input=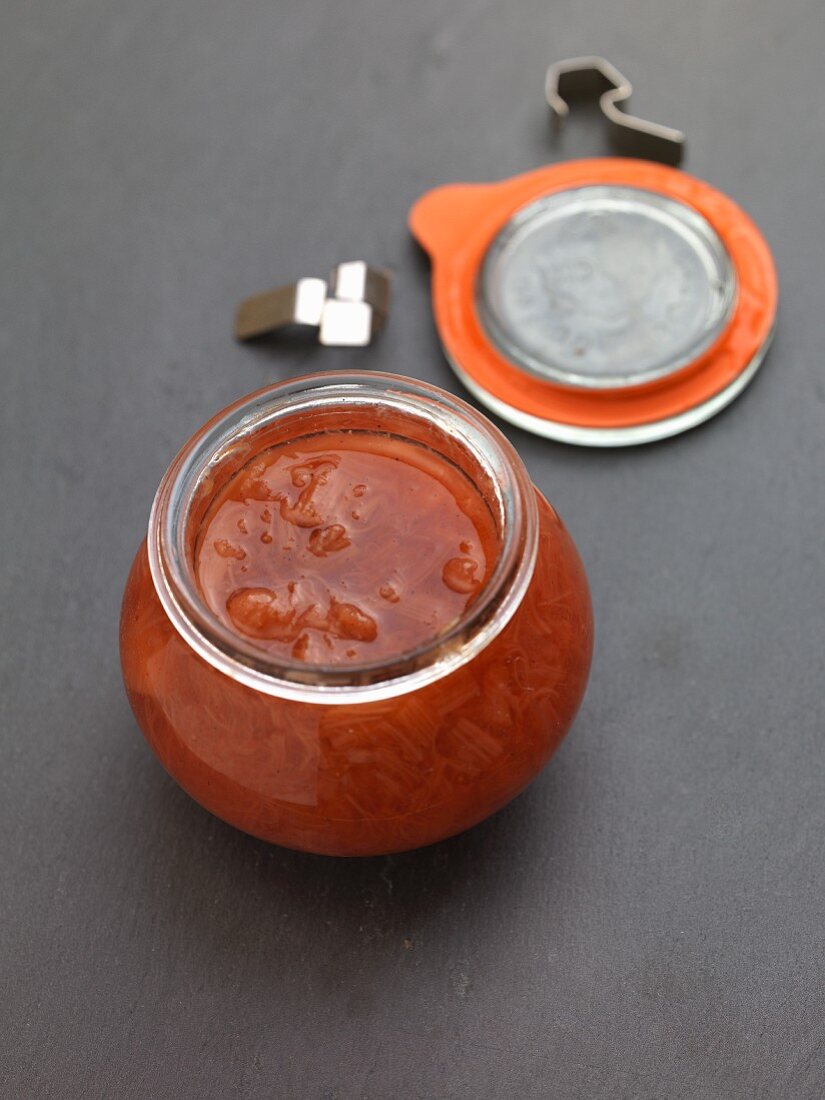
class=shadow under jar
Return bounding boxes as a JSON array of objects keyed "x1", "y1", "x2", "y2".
[{"x1": 120, "y1": 372, "x2": 593, "y2": 856}]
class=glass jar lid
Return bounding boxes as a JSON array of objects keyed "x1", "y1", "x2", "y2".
[
  {"x1": 410, "y1": 159, "x2": 778, "y2": 446},
  {"x1": 478, "y1": 185, "x2": 737, "y2": 390}
]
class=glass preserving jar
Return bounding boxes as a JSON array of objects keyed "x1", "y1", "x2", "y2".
[{"x1": 120, "y1": 372, "x2": 593, "y2": 855}]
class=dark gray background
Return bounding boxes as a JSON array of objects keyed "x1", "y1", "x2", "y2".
[{"x1": 2, "y1": 1, "x2": 823, "y2": 1097}]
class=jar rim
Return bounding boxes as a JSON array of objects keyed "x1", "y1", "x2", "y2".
[{"x1": 148, "y1": 371, "x2": 538, "y2": 704}]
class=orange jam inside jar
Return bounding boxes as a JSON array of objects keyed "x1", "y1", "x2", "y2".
[{"x1": 120, "y1": 372, "x2": 593, "y2": 856}]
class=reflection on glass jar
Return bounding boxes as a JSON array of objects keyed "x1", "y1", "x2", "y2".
[{"x1": 120, "y1": 372, "x2": 593, "y2": 855}]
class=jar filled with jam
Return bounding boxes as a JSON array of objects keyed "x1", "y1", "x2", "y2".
[{"x1": 120, "y1": 372, "x2": 593, "y2": 855}]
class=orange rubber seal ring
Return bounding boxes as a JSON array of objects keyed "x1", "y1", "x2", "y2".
[{"x1": 409, "y1": 158, "x2": 777, "y2": 433}]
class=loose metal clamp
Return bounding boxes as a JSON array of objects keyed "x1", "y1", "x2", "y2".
[
  {"x1": 545, "y1": 56, "x2": 685, "y2": 165},
  {"x1": 234, "y1": 261, "x2": 392, "y2": 347}
]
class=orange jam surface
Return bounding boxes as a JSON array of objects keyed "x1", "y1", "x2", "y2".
[{"x1": 195, "y1": 432, "x2": 499, "y2": 664}]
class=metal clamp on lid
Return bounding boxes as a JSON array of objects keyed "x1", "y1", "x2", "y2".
[
  {"x1": 545, "y1": 56, "x2": 686, "y2": 166},
  {"x1": 234, "y1": 261, "x2": 392, "y2": 347}
]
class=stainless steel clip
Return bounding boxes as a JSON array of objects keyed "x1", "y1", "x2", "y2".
[
  {"x1": 234, "y1": 262, "x2": 392, "y2": 346},
  {"x1": 545, "y1": 56, "x2": 685, "y2": 165}
]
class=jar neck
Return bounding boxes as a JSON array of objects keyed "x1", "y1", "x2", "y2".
[{"x1": 148, "y1": 372, "x2": 538, "y2": 704}]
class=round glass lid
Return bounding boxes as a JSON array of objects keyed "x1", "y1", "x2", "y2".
[{"x1": 478, "y1": 185, "x2": 738, "y2": 389}]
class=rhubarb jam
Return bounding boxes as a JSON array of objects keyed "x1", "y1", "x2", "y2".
[
  {"x1": 120, "y1": 373, "x2": 593, "y2": 856},
  {"x1": 195, "y1": 433, "x2": 499, "y2": 666}
]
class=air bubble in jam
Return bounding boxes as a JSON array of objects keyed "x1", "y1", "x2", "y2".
[{"x1": 195, "y1": 432, "x2": 498, "y2": 665}]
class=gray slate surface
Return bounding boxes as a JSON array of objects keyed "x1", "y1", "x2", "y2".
[{"x1": 2, "y1": 1, "x2": 824, "y2": 1097}]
